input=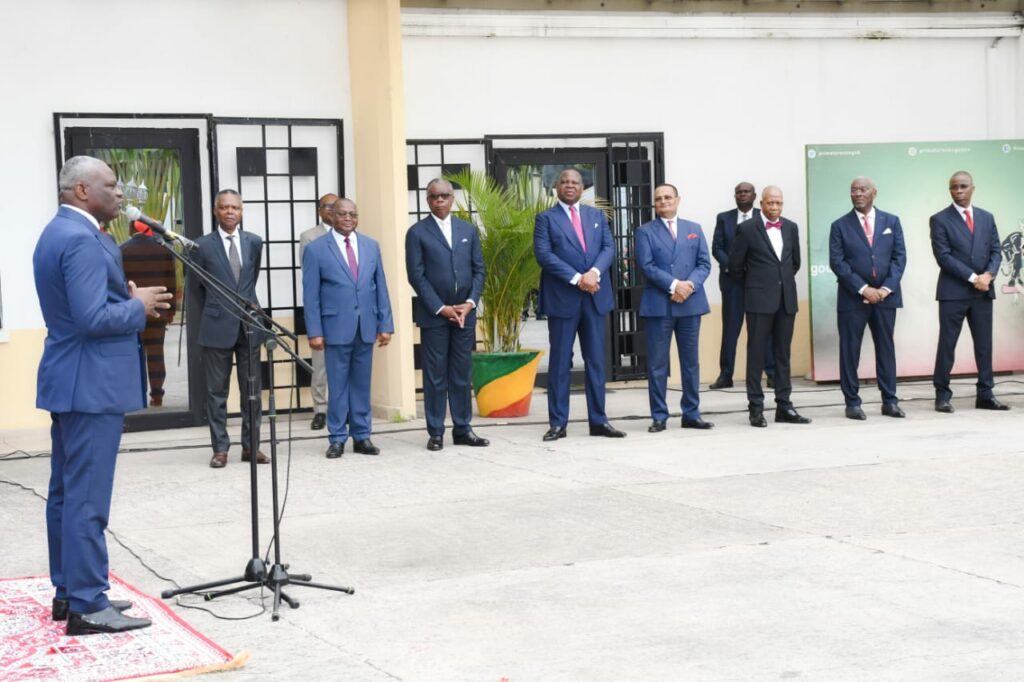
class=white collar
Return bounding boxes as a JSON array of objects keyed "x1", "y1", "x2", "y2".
[
  {"x1": 62, "y1": 204, "x2": 100, "y2": 230},
  {"x1": 218, "y1": 226, "x2": 240, "y2": 240}
]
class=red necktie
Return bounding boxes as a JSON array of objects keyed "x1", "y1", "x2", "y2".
[
  {"x1": 964, "y1": 209, "x2": 974, "y2": 234},
  {"x1": 666, "y1": 218, "x2": 676, "y2": 239},
  {"x1": 765, "y1": 221, "x2": 781, "y2": 230},
  {"x1": 862, "y1": 215, "x2": 873, "y2": 246},
  {"x1": 345, "y1": 236, "x2": 359, "y2": 280},
  {"x1": 570, "y1": 204, "x2": 587, "y2": 250}
]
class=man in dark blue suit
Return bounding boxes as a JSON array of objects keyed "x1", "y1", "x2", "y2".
[
  {"x1": 930, "y1": 171, "x2": 1009, "y2": 413},
  {"x1": 534, "y1": 168, "x2": 625, "y2": 441},
  {"x1": 829, "y1": 177, "x2": 908, "y2": 420},
  {"x1": 635, "y1": 183, "x2": 713, "y2": 432},
  {"x1": 34, "y1": 156, "x2": 170, "y2": 634},
  {"x1": 193, "y1": 190, "x2": 268, "y2": 469},
  {"x1": 406, "y1": 179, "x2": 489, "y2": 451},
  {"x1": 710, "y1": 182, "x2": 775, "y2": 390},
  {"x1": 304, "y1": 198, "x2": 395, "y2": 458},
  {"x1": 728, "y1": 186, "x2": 811, "y2": 427}
]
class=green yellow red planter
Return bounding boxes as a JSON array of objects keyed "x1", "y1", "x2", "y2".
[{"x1": 472, "y1": 350, "x2": 543, "y2": 417}]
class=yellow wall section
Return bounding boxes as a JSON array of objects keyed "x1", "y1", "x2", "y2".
[{"x1": 0, "y1": 329, "x2": 51, "y2": 430}]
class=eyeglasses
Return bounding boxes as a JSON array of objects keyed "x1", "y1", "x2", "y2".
[
  {"x1": 335, "y1": 211, "x2": 358, "y2": 218},
  {"x1": 427, "y1": 193, "x2": 453, "y2": 200}
]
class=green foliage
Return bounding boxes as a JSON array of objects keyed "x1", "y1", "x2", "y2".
[{"x1": 446, "y1": 169, "x2": 555, "y2": 353}]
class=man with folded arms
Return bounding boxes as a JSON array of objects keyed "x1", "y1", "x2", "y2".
[{"x1": 829, "y1": 176, "x2": 907, "y2": 420}]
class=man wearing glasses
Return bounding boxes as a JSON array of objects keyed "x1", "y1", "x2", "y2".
[{"x1": 405, "y1": 178, "x2": 489, "y2": 451}]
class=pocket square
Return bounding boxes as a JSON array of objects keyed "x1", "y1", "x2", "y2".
[
  {"x1": 882, "y1": 228, "x2": 892, "y2": 235},
  {"x1": 593, "y1": 222, "x2": 598, "y2": 228},
  {"x1": 461, "y1": 238, "x2": 469, "y2": 243},
  {"x1": 687, "y1": 233, "x2": 698, "y2": 240}
]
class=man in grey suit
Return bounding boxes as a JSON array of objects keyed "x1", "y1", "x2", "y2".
[
  {"x1": 193, "y1": 189, "x2": 268, "y2": 468},
  {"x1": 298, "y1": 193, "x2": 337, "y2": 431}
]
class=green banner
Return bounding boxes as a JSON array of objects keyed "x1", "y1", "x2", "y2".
[{"x1": 806, "y1": 140, "x2": 1024, "y2": 381}]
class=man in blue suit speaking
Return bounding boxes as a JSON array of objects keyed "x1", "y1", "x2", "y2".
[
  {"x1": 930, "y1": 171, "x2": 1009, "y2": 413},
  {"x1": 34, "y1": 156, "x2": 170, "y2": 634},
  {"x1": 635, "y1": 183, "x2": 713, "y2": 432},
  {"x1": 406, "y1": 178, "x2": 489, "y2": 451},
  {"x1": 828, "y1": 177, "x2": 907, "y2": 420},
  {"x1": 304, "y1": 198, "x2": 395, "y2": 458},
  {"x1": 534, "y1": 168, "x2": 625, "y2": 441}
]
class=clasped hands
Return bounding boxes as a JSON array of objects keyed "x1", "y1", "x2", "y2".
[
  {"x1": 441, "y1": 302, "x2": 474, "y2": 329},
  {"x1": 671, "y1": 280, "x2": 694, "y2": 303},
  {"x1": 973, "y1": 272, "x2": 993, "y2": 293},
  {"x1": 860, "y1": 286, "x2": 890, "y2": 304},
  {"x1": 128, "y1": 281, "x2": 173, "y2": 318},
  {"x1": 577, "y1": 270, "x2": 600, "y2": 295}
]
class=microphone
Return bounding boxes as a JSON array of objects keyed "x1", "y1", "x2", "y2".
[{"x1": 124, "y1": 207, "x2": 197, "y2": 250}]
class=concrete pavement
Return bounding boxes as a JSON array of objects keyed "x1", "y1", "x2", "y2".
[{"x1": 1, "y1": 377, "x2": 1023, "y2": 681}]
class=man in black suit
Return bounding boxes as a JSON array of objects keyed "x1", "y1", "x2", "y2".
[
  {"x1": 405, "y1": 178, "x2": 489, "y2": 451},
  {"x1": 930, "y1": 171, "x2": 1009, "y2": 413},
  {"x1": 727, "y1": 186, "x2": 811, "y2": 427},
  {"x1": 828, "y1": 176, "x2": 907, "y2": 420},
  {"x1": 710, "y1": 182, "x2": 775, "y2": 389},
  {"x1": 193, "y1": 189, "x2": 269, "y2": 468}
]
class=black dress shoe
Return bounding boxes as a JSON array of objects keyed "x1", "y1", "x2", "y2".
[
  {"x1": 53, "y1": 598, "x2": 131, "y2": 621},
  {"x1": 542, "y1": 427, "x2": 567, "y2": 441},
  {"x1": 775, "y1": 408, "x2": 811, "y2": 424},
  {"x1": 681, "y1": 417, "x2": 714, "y2": 430},
  {"x1": 353, "y1": 439, "x2": 380, "y2": 455},
  {"x1": 311, "y1": 413, "x2": 326, "y2": 430},
  {"x1": 648, "y1": 420, "x2": 666, "y2": 433},
  {"x1": 881, "y1": 403, "x2": 905, "y2": 418},
  {"x1": 976, "y1": 397, "x2": 1010, "y2": 411},
  {"x1": 427, "y1": 436, "x2": 443, "y2": 451},
  {"x1": 935, "y1": 400, "x2": 955, "y2": 413},
  {"x1": 66, "y1": 605, "x2": 151, "y2": 635},
  {"x1": 749, "y1": 412, "x2": 767, "y2": 428},
  {"x1": 845, "y1": 406, "x2": 866, "y2": 421},
  {"x1": 325, "y1": 442, "x2": 345, "y2": 459},
  {"x1": 708, "y1": 377, "x2": 733, "y2": 390},
  {"x1": 453, "y1": 430, "x2": 489, "y2": 446},
  {"x1": 589, "y1": 423, "x2": 626, "y2": 438}
]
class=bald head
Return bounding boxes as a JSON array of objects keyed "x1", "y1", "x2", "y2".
[
  {"x1": 850, "y1": 176, "x2": 877, "y2": 213},
  {"x1": 760, "y1": 186, "x2": 784, "y2": 221},
  {"x1": 734, "y1": 182, "x2": 756, "y2": 212},
  {"x1": 318, "y1": 193, "x2": 338, "y2": 224}
]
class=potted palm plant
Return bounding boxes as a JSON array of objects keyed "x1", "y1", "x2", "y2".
[{"x1": 446, "y1": 168, "x2": 554, "y2": 417}]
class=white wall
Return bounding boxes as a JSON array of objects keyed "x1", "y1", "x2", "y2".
[
  {"x1": 402, "y1": 18, "x2": 1022, "y2": 303},
  {"x1": 0, "y1": 0, "x2": 353, "y2": 330}
]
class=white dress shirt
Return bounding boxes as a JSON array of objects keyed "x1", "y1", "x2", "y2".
[
  {"x1": 331, "y1": 230, "x2": 359, "y2": 267},
  {"x1": 954, "y1": 204, "x2": 979, "y2": 282},
  {"x1": 736, "y1": 208, "x2": 753, "y2": 225},
  {"x1": 853, "y1": 208, "x2": 886, "y2": 295},
  {"x1": 763, "y1": 217, "x2": 784, "y2": 260},
  {"x1": 661, "y1": 215, "x2": 685, "y2": 296},
  {"x1": 218, "y1": 226, "x2": 243, "y2": 267},
  {"x1": 429, "y1": 213, "x2": 476, "y2": 314},
  {"x1": 63, "y1": 204, "x2": 100, "y2": 230}
]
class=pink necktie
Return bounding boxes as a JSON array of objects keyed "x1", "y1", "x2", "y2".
[
  {"x1": 345, "y1": 236, "x2": 358, "y2": 280},
  {"x1": 569, "y1": 204, "x2": 586, "y2": 250},
  {"x1": 964, "y1": 209, "x2": 974, "y2": 234},
  {"x1": 666, "y1": 219, "x2": 676, "y2": 239},
  {"x1": 862, "y1": 215, "x2": 873, "y2": 246}
]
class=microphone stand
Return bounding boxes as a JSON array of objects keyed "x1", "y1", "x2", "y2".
[{"x1": 150, "y1": 232, "x2": 353, "y2": 621}]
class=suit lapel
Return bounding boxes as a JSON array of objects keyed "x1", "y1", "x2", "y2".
[
  {"x1": 751, "y1": 216, "x2": 779, "y2": 261},
  {"x1": 556, "y1": 205, "x2": 586, "y2": 256},
  {"x1": 424, "y1": 216, "x2": 452, "y2": 251},
  {"x1": 209, "y1": 231, "x2": 237, "y2": 287},
  {"x1": 327, "y1": 232, "x2": 356, "y2": 284}
]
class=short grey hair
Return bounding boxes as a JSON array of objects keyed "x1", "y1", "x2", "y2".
[{"x1": 58, "y1": 156, "x2": 109, "y2": 192}]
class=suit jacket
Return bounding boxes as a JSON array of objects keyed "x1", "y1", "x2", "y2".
[
  {"x1": 829, "y1": 209, "x2": 907, "y2": 312},
  {"x1": 299, "y1": 222, "x2": 330, "y2": 262},
  {"x1": 33, "y1": 206, "x2": 147, "y2": 414},
  {"x1": 192, "y1": 229, "x2": 263, "y2": 349},
  {"x1": 929, "y1": 204, "x2": 1002, "y2": 301},
  {"x1": 635, "y1": 216, "x2": 711, "y2": 318},
  {"x1": 727, "y1": 215, "x2": 801, "y2": 315},
  {"x1": 533, "y1": 203, "x2": 615, "y2": 317},
  {"x1": 405, "y1": 215, "x2": 485, "y2": 328},
  {"x1": 712, "y1": 207, "x2": 761, "y2": 278},
  {"x1": 302, "y1": 231, "x2": 394, "y2": 345}
]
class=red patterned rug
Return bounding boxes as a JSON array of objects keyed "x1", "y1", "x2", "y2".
[{"x1": 0, "y1": 572, "x2": 247, "y2": 681}]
